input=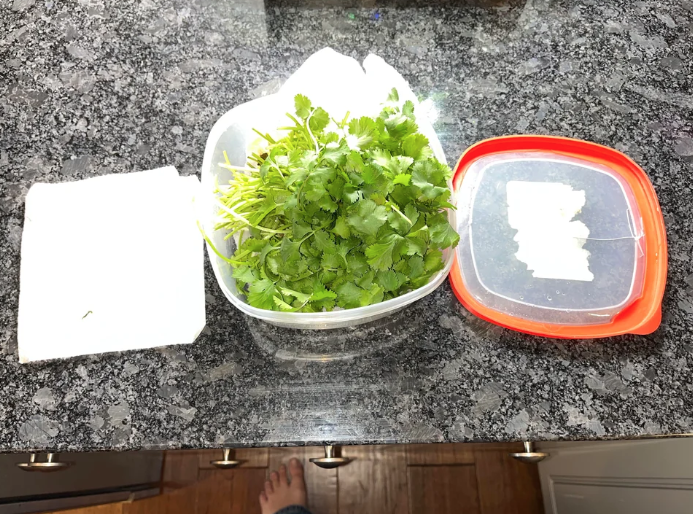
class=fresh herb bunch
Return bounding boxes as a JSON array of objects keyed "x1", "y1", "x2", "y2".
[{"x1": 211, "y1": 89, "x2": 459, "y2": 312}]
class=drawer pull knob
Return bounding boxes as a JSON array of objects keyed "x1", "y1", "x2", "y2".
[
  {"x1": 510, "y1": 441, "x2": 548, "y2": 464},
  {"x1": 310, "y1": 445, "x2": 350, "y2": 469},
  {"x1": 17, "y1": 453, "x2": 70, "y2": 472},
  {"x1": 210, "y1": 448, "x2": 241, "y2": 469}
]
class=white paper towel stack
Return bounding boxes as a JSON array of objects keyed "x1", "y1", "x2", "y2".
[{"x1": 17, "y1": 167, "x2": 206, "y2": 363}]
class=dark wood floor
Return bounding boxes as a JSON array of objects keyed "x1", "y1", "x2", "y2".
[{"x1": 53, "y1": 443, "x2": 544, "y2": 514}]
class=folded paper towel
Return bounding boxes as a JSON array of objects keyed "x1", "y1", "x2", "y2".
[{"x1": 18, "y1": 167, "x2": 205, "y2": 363}]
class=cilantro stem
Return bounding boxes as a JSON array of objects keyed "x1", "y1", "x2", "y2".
[
  {"x1": 197, "y1": 221, "x2": 235, "y2": 264},
  {"x1": 305, "y1": 111, "x2": 320, "y2": 154},
  {"x1": 252, "y1": 128, "x2": 277, "y2": 144},
  {"x1": 387, "y1": 201, "x2": 413, "y2": 225},
  {"x1": 216, "y1": 200, "x2": 252, "y2": 224},
  {"x1": 216, "y1": 200, "x2": 289, "y2": 234},
  {"x1": 219, "y1": 163, "x2": 259, "y2": 173}
]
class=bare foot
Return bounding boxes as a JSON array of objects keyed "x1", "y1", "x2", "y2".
[{"x1": 260, "y1": 458, "x2": 308, "y2": 514}]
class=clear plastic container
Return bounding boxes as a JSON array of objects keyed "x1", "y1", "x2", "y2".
[
  {"x1": 200, "y1": 95, "x2": 455, "y2": 329},
  {"x1": 455, "y1": 151, "x2": 646, "y2": 326}
]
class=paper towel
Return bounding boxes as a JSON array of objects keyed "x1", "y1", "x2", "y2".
[
  {"x1": 18, "y1": 167, "x2": 206, "y2": 363},
  {"x1": 265, "y1": 48, "x2": 446, "y2": 164}
]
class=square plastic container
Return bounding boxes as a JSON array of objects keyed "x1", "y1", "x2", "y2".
[
  {"x1": 449, "y1": 136, "x2": 667, "y2": 339},
  {"x1": 200, "y1": 95, "x2": 456, "y2": 329}
]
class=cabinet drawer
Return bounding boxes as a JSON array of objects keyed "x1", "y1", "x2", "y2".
[{"x1": 0, "y1": 451, "x2": 163, "y2": 501}]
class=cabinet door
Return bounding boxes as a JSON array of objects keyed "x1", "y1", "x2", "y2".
[
  {"x1": 0, "y1": 451, "x2": 163, "y2": 500},
  {"x1": 537, "y1": 439, "x2": 693, "y2": 514}
]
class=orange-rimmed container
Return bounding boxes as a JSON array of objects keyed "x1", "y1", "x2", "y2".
[{"x1": 449, "y1": 135, "x2": 667, "y2": 339}]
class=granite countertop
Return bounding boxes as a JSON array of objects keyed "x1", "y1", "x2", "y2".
[{"x1": 2, "y1": 0, "x2": 693, "y2": 452}]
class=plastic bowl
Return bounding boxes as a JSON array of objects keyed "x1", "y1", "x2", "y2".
[{"x1": 201, "y1": 95, "x2": 455, "y2": 329}]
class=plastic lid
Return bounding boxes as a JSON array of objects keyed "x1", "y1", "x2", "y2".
[{"x1": 449, "y1": 136, "x2": 667, "y2": 339}]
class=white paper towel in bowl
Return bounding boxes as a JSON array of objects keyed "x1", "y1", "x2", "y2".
[
  {"x1": 18, "y1": 167, "x2": 206, "y2": 363},
  {"x1": 265, "y1": 48, "x2": 446, "y2": 164}
]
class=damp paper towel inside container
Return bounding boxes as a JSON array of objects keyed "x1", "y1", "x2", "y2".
[
  {"x1": 251, "y1": 48, "x2": 445, "y2": 165},
  {"x1": 17, "y1": 167, "x2": 206, "y2": 363}
]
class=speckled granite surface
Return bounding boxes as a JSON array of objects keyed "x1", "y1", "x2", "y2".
[{"x1": 1, "y1": 0, "x2": 693, "y2": 452}]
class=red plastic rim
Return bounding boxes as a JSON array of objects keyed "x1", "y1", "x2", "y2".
[{"x1": 449, "y1": 135, "x2": 668, "y2": 339}]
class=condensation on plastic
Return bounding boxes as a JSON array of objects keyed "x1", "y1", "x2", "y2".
[
  {"x1": 201, "y1": 95, "x2": 455, "y2": 329},
  {"x1": 455, "y1": 152, "x2": 646, "y2": 326}
]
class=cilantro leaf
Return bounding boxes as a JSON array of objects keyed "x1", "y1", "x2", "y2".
[
  {"x1": 322, "y1": 141, "x2": 350, "y2": 165},
  {"x1": 348, "y1": 117, "x2": 377, "y2": 149},
  {"x1": 362, "y1": 283, "x2": 384, "y2": 305},
  {"x1": 278, "y1": 287, "x2": 312, "y2": 303},
  {"x1": 428, "y1": 212, "x2": 460, "y2": 249},
  {"x1": 346, "y1": 151, "x2": 365, "y2": 174},
  {"x1": 402, "y1": 100, "x2": 415, "y2": 117},
  {"x1": 335, "y1": 282, "x2": 365, "y2": 308},
  {"x1": 424, "y1": 249, "x2": 445, "y2": 273},
  {"x1": 393, "y1": 173, "x2": 411, "y2": 186},
  {"x1": 280, "y1": 237, "x2": 301, "y2": 263},
  {"x1": 295, "y1": 94, "x2": 312, "y2": 119},
  {"x1": 273, "y1": 296, "x2": 296, "y2": 311},
  {"x1": 408, "y1": 255, "x2": 425, "y2": 278},
  {"x1": 384, "y1": 114, "x2": 418, "y2": 140},
  {"x1": 404, "y1": 237, "x2": 427, "y2": 256},
  {"x1": 377, "y1": 270, "x2": 408, "y2": 292},
  {"x1": 345, "y1": 251, "x2": 368, "y2": 276},
  {"x1": 404, "y1": 203, "x2": 420, "y2": 226},
  {"x1": 247, "y1": 279, "x2": 277, "y2": 309},
  {"x1": 342, "y1": 184, "x2": 362, "y2": 203},
  {"x1": 309, "y1": 107, "x2": 330, "y2": 133},
  {"x1": 411, "y1": 160, "x2": 449, "y2": 200},
  {"x1": 233, "y1": 266, "x2": 258, "y2": 285},
  {"x1": 402, "y1": 133, "x2": 432, "y2": 160},
  {"x1": 387, "y1": 88, "x2": 399, "y2": 102},
  {"x1": 347, "y1": 199, "x2": 388, "y2": 237},
  {"x1": 318, "y1": 195, "x2": 338, "y2": 212},
  {"x1": 312, "y1": 281, "x2": 337, "y2": 302},
  {"x1": 292, "y1": 220, "x2": 312, "y2": 239},
  {"x1": 313, "y1": 230, "x2": 336, "y2": 253},
  {"x1": 365, "y1": 233, "x2": 403, "y2": 270},
  {"x1": 332, "y1": 216, "x2": 351, "y2": 239}
]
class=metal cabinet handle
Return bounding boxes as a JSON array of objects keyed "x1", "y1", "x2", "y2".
[
  {"x1": 210, "y1": 448, "x2": 241, "y2": 469},
  {"x1": 510, "y1": 441, "x2": 548, "y2": 463},
  {"x1": 310, "y1": 445, "x2": 351, "y2": 469},
  {"x1": 17, "y1": 453, "x2": 70, "y2": 472}
]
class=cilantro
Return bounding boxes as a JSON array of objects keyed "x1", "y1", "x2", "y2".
[
  {"x1": 335, "y1": 282, "x2": 366, "y2": 308},
  {"x1": 387, "y1": 88, "x2": 399, "y2": 102},
  {"x1": 348, "y1": 117, "x2": 377, "y2": 149},
  {"x1": 247, "y1": 279, "x2": 277, "y2": 310},
  {"x1": 402, "y1": 134, "x2": 432, "y2": 160},
  {"x1": 332, "y1": 216, "x2": 351, "y2": 239},
  {"x1": 429, "y1": 212, "x2": 461, "y2": 249},
  {"x1": 295, "y1": 94, "x2": 312, "y2": 119},
  {"x1": 309, "y1": 107, "x2": 330, "y2": 133},
  {"x1": 214, "y1": 90, "x2": 459, "y2": 312},
  {"x1": 347, "y1": 199, "x2": 388, "y2": 238},
  {"x1": 365, "y1": 233, "x2": 403, "y2": 271}
]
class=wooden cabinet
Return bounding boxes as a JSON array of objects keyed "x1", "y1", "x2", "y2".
[{"x1": 0, "y1": 451, "x2": 163, "y2": 514}]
